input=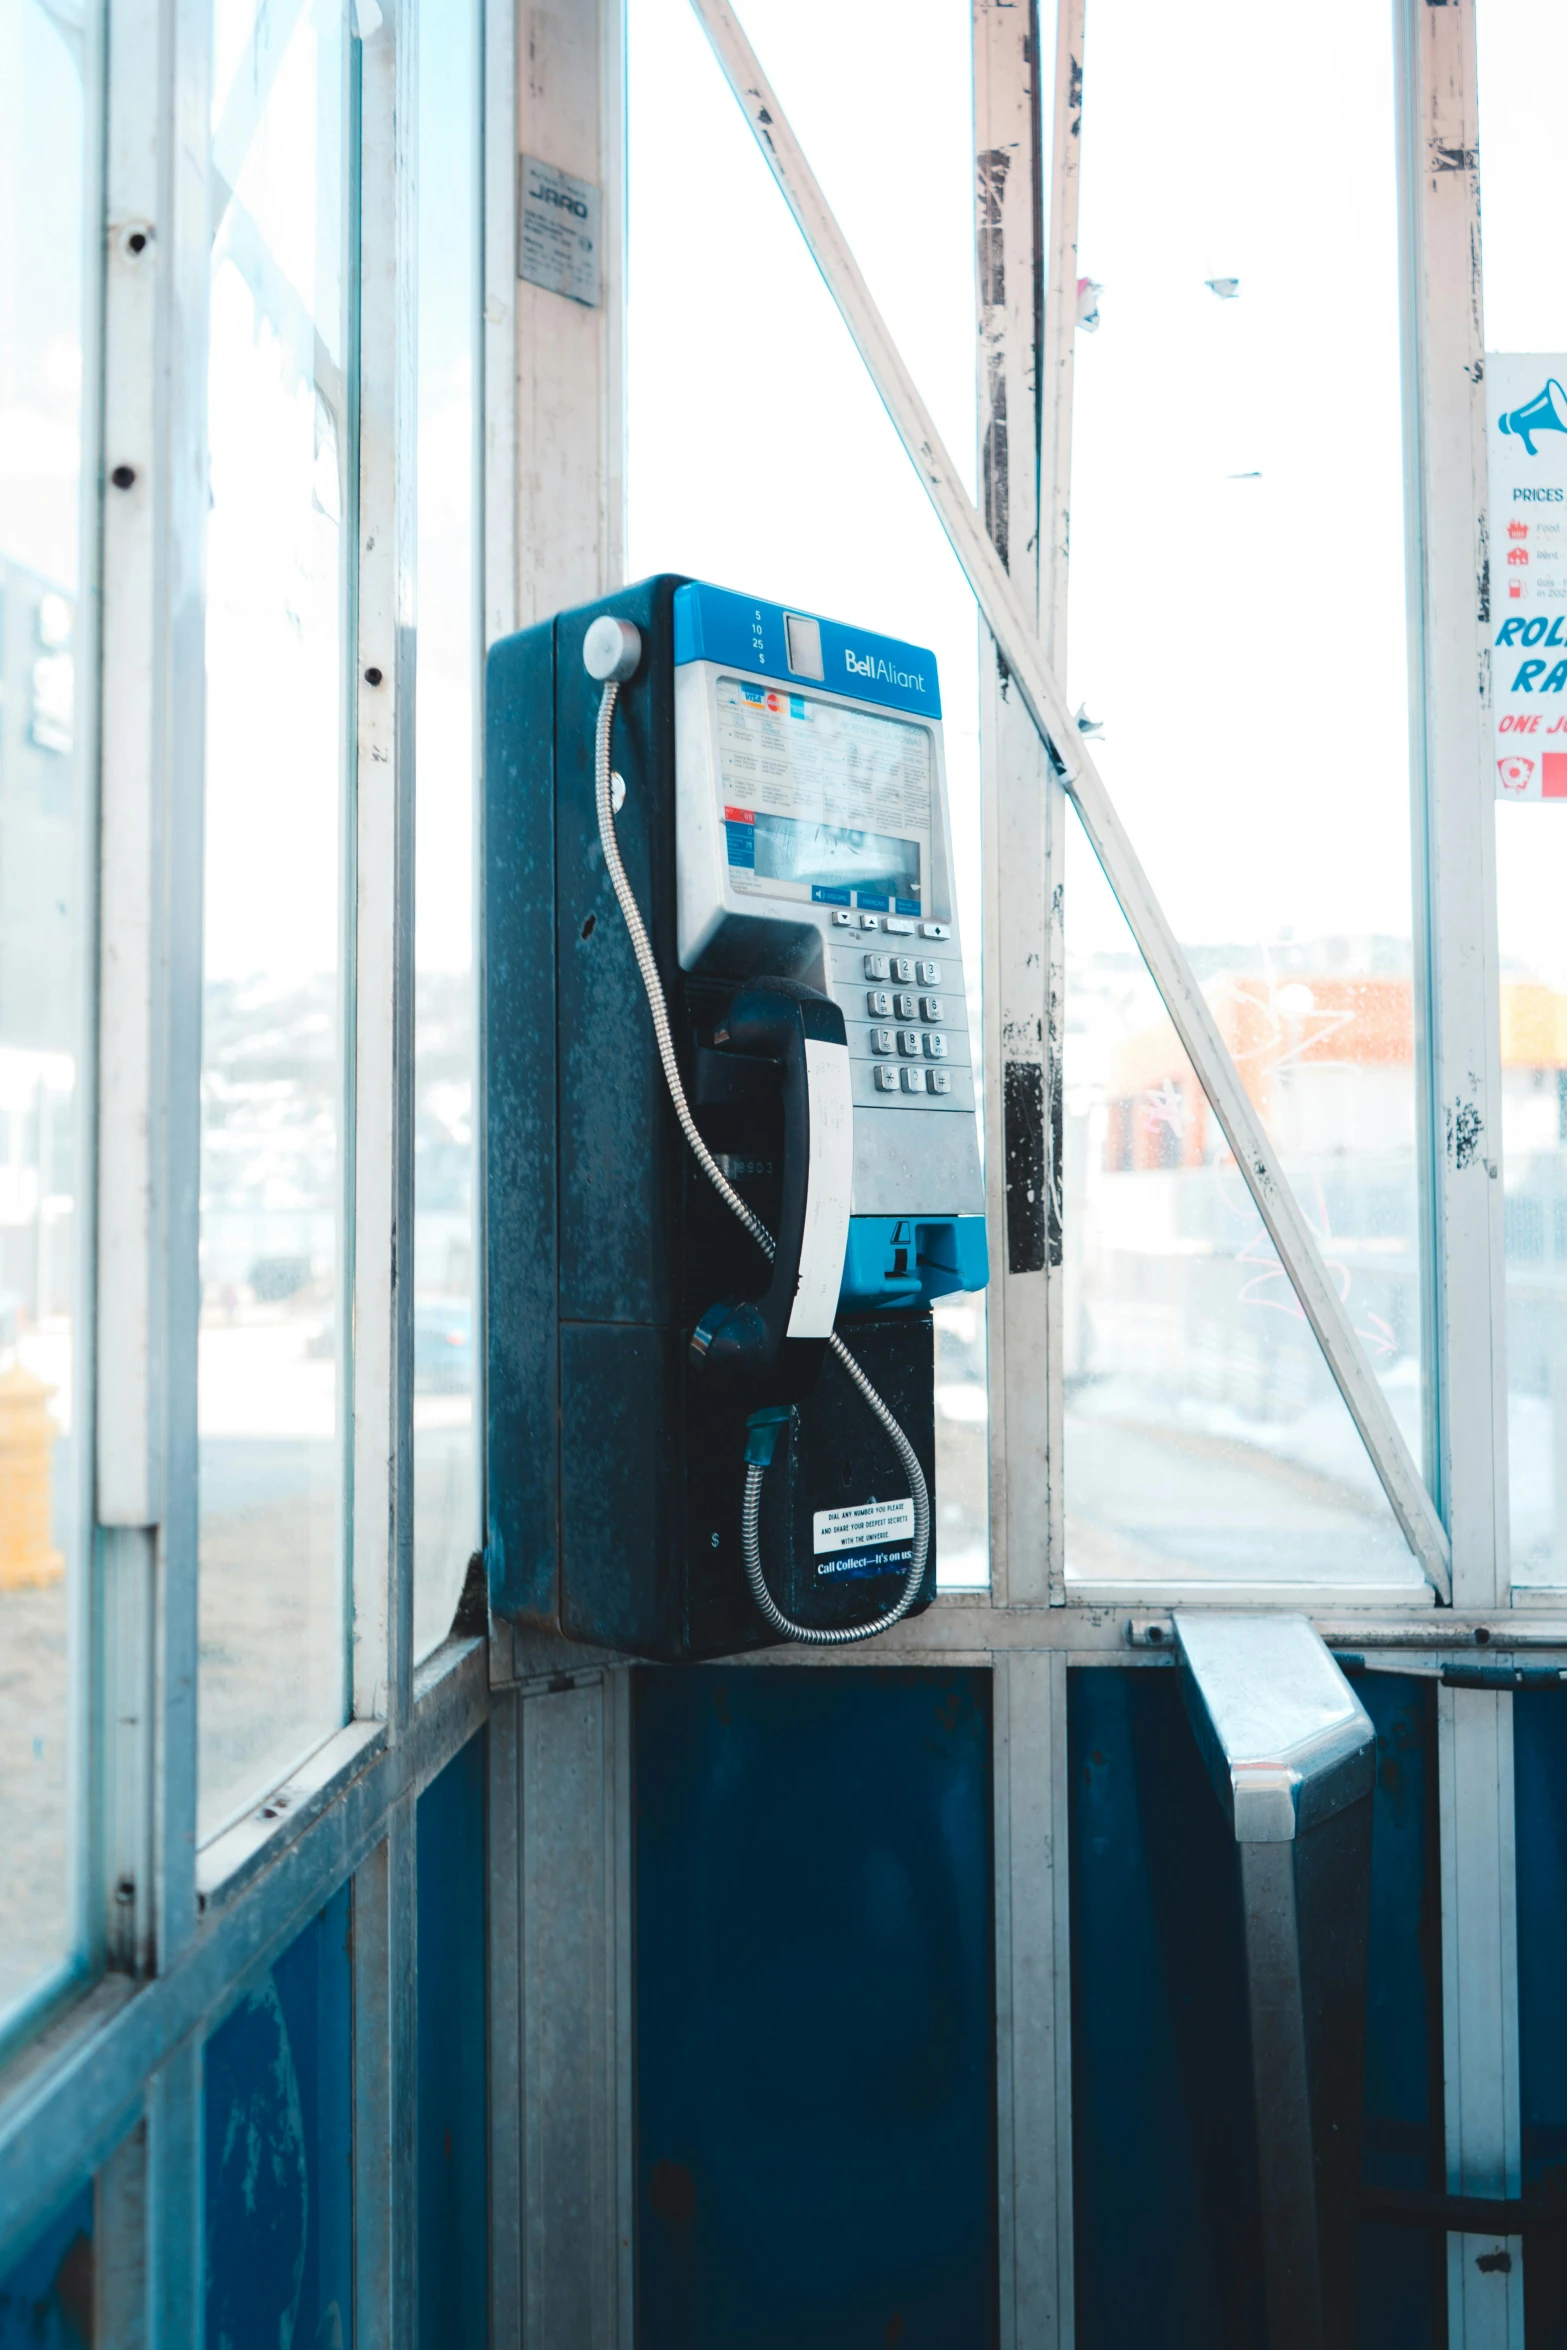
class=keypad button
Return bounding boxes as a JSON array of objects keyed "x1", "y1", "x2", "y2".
[
  {"x1": 919, "y1": 996, "x2": 943, "y2": 1022},
  {"x1": 928, "y1": 1068, "x2": 952, "y2": 1095},
  {"x1": 901, "y1": 1065, "x2": 927, "y2": 1094},
  {"x1": 858, "y1": 913, "x2": 881, "y2": 930},
  {"x1": 874, "y1": 1063, "x2": 900, "y2": 1092},
  {"x1": 916, "y1": 960, "x2": 941, "y2": 986},
  {"x1": 830, "y1": 908, "x2": 854, "y2": 928},
  {"x1": 920, "y1": 921, "x2": 951, "y2": 940},
  {"x1": 897, "y1": 1030, "x2": 922, "y2": 1057},
  {"x1": 866, "y1": 989, "x2": 892, "y2": 1017},
  {"x1": 892, "y1": 956, "x2": 914, "y2": 984},
  {"x1": 923, "y1": 1032, "x2": 948, "y2": 1059},
  {"x1": 885, "y1": 916, "x2": 915, "y2": 935},
  {"x1": 870, "y1": 1027, "x2": 894, "y2": 1055},
  {"x1": 893, "y1": 991, "x2": 916, "y2": 1020},
  {"x1": 863, "y1": 953, "x2": 890, "y2": 981}
]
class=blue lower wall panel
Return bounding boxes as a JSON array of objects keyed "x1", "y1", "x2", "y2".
[
  {"x1": 633, "y1": 1666, "x2": 995, "y2": 2349},
  {"x1": 1515, "y1": 1688, "x2": 1567, "y2": 2345},
  {"x1": 1069, "y1": 1666, "x2": 1443, "y2": 2350},
  {"x1": 205, "y1": 1882, "x2": 353, "y2": 2350},
  {"x1": 1070, "y1": 1665, "x2": 1262, "y2": 2347},
  {"x1": 0, "y1": 2181, "x2": 92, "y2": 2349},
  {"x1": 416, "y1": 1728, "x2": 489, "y2": 2350},
  {"x1": 1355, "y1": 1671, "x2": 1445, "y2": 2348}
]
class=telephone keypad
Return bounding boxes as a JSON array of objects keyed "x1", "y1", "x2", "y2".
[{"x1": 832, "y1": 937, "x2": 969, "y2": 1107}]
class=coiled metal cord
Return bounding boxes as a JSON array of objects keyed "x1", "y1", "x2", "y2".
[{"x1": 594, "y1": 678, "x2": 929, "y2": 1644}]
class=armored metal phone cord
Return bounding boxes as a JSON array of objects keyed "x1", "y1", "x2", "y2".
[{"x1": 594, "y1": 678, "x2": 930, "y2": 1646}]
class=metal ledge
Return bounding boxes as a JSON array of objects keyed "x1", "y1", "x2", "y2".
[{"x1": 1176, "y1": 1612, "x2": 1376, "y2": 1842}]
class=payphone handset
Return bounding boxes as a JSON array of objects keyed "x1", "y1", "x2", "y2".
[{"x1": 582, "y1": 585, "x2": 986, "y2": 1645}]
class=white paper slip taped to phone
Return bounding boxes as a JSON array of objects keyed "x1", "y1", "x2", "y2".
[{"x1": 812, "y1": 1497, "x2": 916, "y2": 1555}]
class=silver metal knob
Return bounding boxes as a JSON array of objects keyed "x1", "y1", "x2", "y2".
[{"x1": 582, "y1": 615, "x2": 642, "y2": 683}]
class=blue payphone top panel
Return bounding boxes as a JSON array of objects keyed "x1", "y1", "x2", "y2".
[{"x1": 672, "y1": 582, "x2": 942, "y2": 722}]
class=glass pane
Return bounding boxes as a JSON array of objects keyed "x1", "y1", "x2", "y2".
[
  {"x1": 1065, "y1": 811, "x2": 1427, "y2": 1602},
  {"x1": 1476, "y1": 0, "x2": 1567, "y2": 1588},
  {"x1": 200, "y1": 0, "x2": 351, "y2": 1834},
  {"x1": 1065, "y1": 0, "x2": 1426, "y2": 1588},
  {"x1": 0, "y1": 0, "x2": 91, "y2": 2017},
  {"x1": 413, "y1": 0, "x2": 481, "y2": 1664},
  {"x1": 628, "y1": 0, "x2": 989, "y2": 1587}
]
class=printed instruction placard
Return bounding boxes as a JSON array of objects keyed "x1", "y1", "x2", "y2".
[
  {"x1": 1489, "y1": 352, "x2": 1567, "y2": 798},
  {"x1": 517, "y1": 155, "x2": 601, "y2": 308}
]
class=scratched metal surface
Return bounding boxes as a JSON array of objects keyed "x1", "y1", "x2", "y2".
[
  {"x1": 1514, "y1": 1690, "x2": 1567, "y2": 2341},
  {"x1": 416, "y1": 1730, "x2": 489, "y2": 2350},
  {"x1": 0, "y1": 2181, "x2": 91, "y2": 2350},
  {"x1": 203, "y1": 1884, "x2": 353, "y2": 2350},
  {"x1": 634, "y1": 1666, "x2": 995, "y2": 2348},
  {"x1": 1069, "y1": 1668, "x2": 1444, "y2": 2350}
]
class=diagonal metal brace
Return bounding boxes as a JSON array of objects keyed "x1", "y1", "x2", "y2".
[{"x1": 687, "y1": 0, "x2": 1452, "y2": 1602}]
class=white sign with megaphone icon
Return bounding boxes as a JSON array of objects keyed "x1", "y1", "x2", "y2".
[{"x1": 1489, "y1": 352, "x2": 1567, "y2": 800}]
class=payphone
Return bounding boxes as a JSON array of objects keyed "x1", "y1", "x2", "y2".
[{"x1": 485, "y1": 578, "x2": 987, "y2": 1660}]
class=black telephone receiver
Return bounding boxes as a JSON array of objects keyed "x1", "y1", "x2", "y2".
[{"x1": 688, "y1": 978, "x2": 852, "y2": 1402}]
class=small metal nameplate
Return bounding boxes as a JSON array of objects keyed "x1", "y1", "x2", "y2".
[{"x1": 517, "y1": 154, "x2": 601, "y2": 308}]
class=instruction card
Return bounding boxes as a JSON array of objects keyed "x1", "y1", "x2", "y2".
[
  {"x1": 1489, "y1": 351, "x2": 1567, "y2": 798},
  {"x1": 812, "y1": 1498, "x2": 916, "y2": 1555},
  {"x1": 517, "y1": 155, "x2": 601, "y2": 308}
]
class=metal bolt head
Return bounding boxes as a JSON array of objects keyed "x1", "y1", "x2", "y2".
[{"x1": 582, "y1": 615, "x2": 642, "y2": 683}]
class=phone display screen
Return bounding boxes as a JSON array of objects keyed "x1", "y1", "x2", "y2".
[{"x1": 714, "y1": 675, "x2": 932, "y2": 915}]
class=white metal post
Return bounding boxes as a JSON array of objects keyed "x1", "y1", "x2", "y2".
[
  {"x1": 488, "y1": 1691, "x2": 523, "y2": 2346},
  {"x1": 98, "y1": 0, "x2": 161, "y2": 1543},
  {"x1": 975, "y1": 8, "x2": 1078, "y2": 2337},
  {"x1": 517, "y1": 1669, "x2": 633, "y2": 2345},
  {"x1": 151, "y1": 0, "x2": 210, "y2": 1978},
  {"x1": 1397, "y1": 0, "x2": 1508, "y2": 1612},
  {"x1": 145, "y1": 2037, "x2": 202, "y2": 2350},
  {"x1": 514, "y1": 0, "x2": 627, "y2": 624},
  {"x1": 1439, "y1": 1688, "x2": 1524, "y2": 2342},
  {"x1": 993, "y1": 1650, "x2": 1074, "y2": 2345},
  {"x1": 353, "y1": 0, "x2": 419, "y2": 1735},
  {"x1": 1396, "y1": 0, "x2": 1524, "y2": 2336},
  {"x1": 94, "y1": 2118, "x2": 148, "y2": 2350},
  {"x1": 481, "y1": 0, "x2": 520, "y2": 1691},
  {"x1": 97, "y1": 0, "x2": 211, "y2": 1990},
  {"x1": 1035, "y1": 0, "x2": 1082, "y2": 1610},
  {"x1": 353, "y1": 1808, "x2": 419, "y2": 2350},
  {"x1": 489, "y1": 4, "x2": 632, "y2": 2331},
  {"x1": 483, "y1": 0, "x2": 519, "y2": 660},
  {"x1": 975, "y1": 0, "x2": 1065, "y2": 1612}
]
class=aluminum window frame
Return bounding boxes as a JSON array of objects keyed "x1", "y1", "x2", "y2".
[
  {"x1": 0, "y1": 0, "x2": 498, "y2": 2320},
  {"x1": 0, "y1": 4, "x2": 1548, "y2": 2347}
]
